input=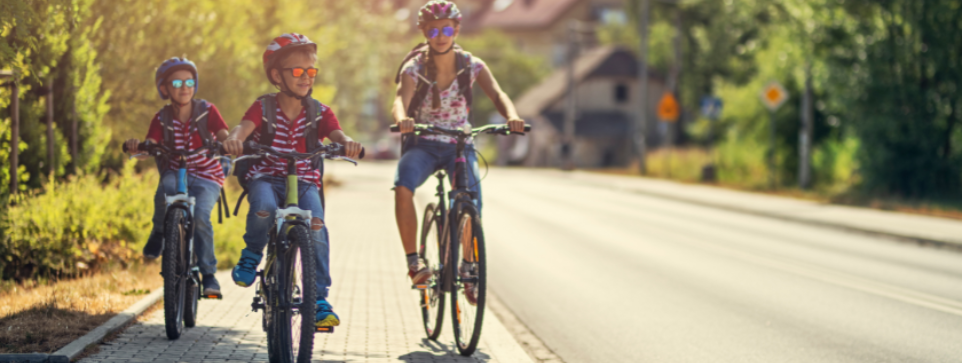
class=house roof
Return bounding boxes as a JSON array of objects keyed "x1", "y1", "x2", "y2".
[
  {"x1": 476, "y1": 0, "x2": 581, "y2": 30},
  {"x1": 515, "y1": 46, "x2": 663, "y2": 117}
]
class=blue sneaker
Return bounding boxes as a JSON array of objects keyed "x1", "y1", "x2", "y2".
[
  {"x1": 232, "y1": 249, "x2": 262, "y2": 287},
  {"x1": 316, "y1": 300, "x2": 340, "y2": 327}
]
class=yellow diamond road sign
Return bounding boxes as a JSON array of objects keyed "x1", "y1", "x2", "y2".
[{"x1": 761, "y1": 81, "x2": 789, "y2": 111}]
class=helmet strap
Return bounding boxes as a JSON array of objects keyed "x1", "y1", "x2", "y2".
[{"x1": 277, "y1": 71, "x2": 311, "y2": 101}]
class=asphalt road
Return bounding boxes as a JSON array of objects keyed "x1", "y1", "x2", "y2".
[{"x1": 329, "y1": 162, "x2": 962, "y2": 363}]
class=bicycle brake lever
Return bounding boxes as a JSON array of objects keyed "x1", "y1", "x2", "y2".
[{"x1": 328, "y1": 155, "x2": 358, "y2": 166}]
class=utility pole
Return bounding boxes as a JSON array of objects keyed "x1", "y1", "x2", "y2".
[
  {"x1": 799, "y1": 65, "x2": 813, "y2": 189},
  {"x1": 47, "y1": 79, "x2": 55, "y2": 178},
  {"x1": 635, "y1": 0, "x2": 650, "y2": 175},
  {"x1": 562, "y1": 20, "x2": 580, "y2": 171}
]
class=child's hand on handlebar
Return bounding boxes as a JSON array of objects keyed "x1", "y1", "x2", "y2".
[
  {"x1": 343, "y1": 141, "x2": 364, "y2": 159},
  {"x1": 224, "y1": 139, "x2": 245, "y2": 156},
  {"x1": 397, "y1": 118, "x2": 415, "y2": 134},
  {"x1": 124, "y1": 139, "x2": 141, "y2": 153},
  {"x1": 507, "y1": 118, "x2": 526, "y2": 133}
]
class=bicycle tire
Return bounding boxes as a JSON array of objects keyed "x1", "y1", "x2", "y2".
[
  {"x1": 163, "y1": 208, "x2": 188, "y2": 340},
  {"x1": 270, "y1": 225, "x2": 317, "y2": 363},
  {"x1": 183, "y1": 268, "x2": 199, "y2": 328},
  {"x1": 450, "y1": 209, "x2": 486, "y2": 356},
  {"x1": 419, "y1": 203, "x2": 445, "y2": 340}
]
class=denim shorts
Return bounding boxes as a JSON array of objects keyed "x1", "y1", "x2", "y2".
[{"x1": 394, "y1": 139, "x2": 482, "y2": 212}]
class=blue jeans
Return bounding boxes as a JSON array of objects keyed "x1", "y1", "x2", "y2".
[
  {"x1": 394, "y1": 139, "x2": 483, "y2": 213},
  {"x1": 243, "y1": 177, "x2": 331, "y2": 300},
  {"x1": 150, "y1": 171, "x2": 220, "y2": 275}
]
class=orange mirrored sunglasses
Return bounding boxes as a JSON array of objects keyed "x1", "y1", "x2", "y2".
[{"x1": 281, "y1": 67, "x2": 318, "y2": 78}]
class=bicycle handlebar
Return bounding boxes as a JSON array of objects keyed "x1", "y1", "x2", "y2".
[
  {"x1": 389, "y1": 123, "x2": 531, "y2": 136},
  {"x1": 241, "y1": 141, "x2": 365, "y2": 161},
  {"x1": 123, "y1": 140, "x2": 223, "y2": 158}
]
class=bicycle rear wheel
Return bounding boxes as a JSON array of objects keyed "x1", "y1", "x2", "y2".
[
  {"x1": 183, "y1": 267, "x2": 199, "y2": 328},
  {"x1": 418, "y1": 203, "x2": 446, "y2": 340},
  {"x1": 450, "y1": 209, "x2": 486, "y2": 356},
  {"x1": 269, "y1": 225, "x2": 317, "y2": 363},
  {"x1": 162, "y1": 208, "x2": 188, "y2": 340}
]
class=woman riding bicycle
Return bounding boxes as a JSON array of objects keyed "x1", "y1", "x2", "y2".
[{"x1": 394, "y1": 0, "x2": 526, "y2": 285}]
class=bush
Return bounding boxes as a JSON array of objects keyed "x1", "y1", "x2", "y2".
[{"x1": 0, "y1": 161, "x2": 248, "y2": 281}]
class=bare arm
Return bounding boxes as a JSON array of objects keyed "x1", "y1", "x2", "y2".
[
  {"x1": 476, "y1": 64, "x2": 524, "y2": 132},
  {"x1": 393, "y1": 75, "x2": 417, "y2": 133},
  {"x1": 215, "y1": 129, "x2": 229, "y2": 142}
]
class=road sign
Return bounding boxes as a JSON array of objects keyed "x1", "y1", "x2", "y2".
[
  {"x1": 700, "y1": 96, "x2": 723, "y2": 120},
  {"x1": 760, "y1": 81, "x2": 789, "y2": 111},
  {"x1": 657, "y1": 92, "x2": 680, "y2": 123}
]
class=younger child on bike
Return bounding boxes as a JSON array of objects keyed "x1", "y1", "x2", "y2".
[
  {"x1": 393, "y1": 1, "x2": 526, "y2": 290},
  {"x1": 124, "y1": 57, "x2": 230, "y2": 297},
  {"x1": 224, "y1": 33, "x2": 363, "y2": 328}
]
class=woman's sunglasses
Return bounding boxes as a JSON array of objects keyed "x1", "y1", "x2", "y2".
[
  {"x1": 427, "y1": 26, "x2": 455, "y2": 39},
  {"x1": 170, "y1": 79, "x2": 195, "y2": 89},
  {"x1": 281, "y1": 67, "x2": 318, "y2": 78}
]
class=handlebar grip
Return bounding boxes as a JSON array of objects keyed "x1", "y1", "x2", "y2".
[
  {"x1": 243, "y1": 141, "x2": 258, "y2": 155},
  {"x1": 524, "y1": 125, "x2": 532, "y2": 132},
  {"x1": 390, "y1": 125, "x2": 400, "y2": 133},
  {"x1": 122, "y1": 143, "x2": 129, "y2": 153},
  {"x1": 359, "y1": 148, "x2": 366, "y2": 159}
]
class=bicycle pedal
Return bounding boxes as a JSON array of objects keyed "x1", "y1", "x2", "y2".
[
  {"x1": 411, "y1": 284, "x2": 429, "y2": 290},
  {"x1": 201, "y1": 293, "x2": 223, "y2": 300},
  {"x1": 315, "y1": 326, "x2": 334, "y2": 334}
]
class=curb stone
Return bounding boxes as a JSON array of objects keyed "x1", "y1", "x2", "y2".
[{"x1": 0, "y1": 287, "x2": 163, "y2": 363}]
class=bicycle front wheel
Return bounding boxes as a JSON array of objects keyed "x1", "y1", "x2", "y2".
[
  {"x1": 162, "y1": 208, "x2": 188, "y2": 340},
  {"x1": 450, "y1": 209, "x2": 486, "y2": 356},
  {"x1": 418, "y1": 203, "x2": 445, "y2": 340},
  {"x1": 269, "y1": 225, "x2": 317, "y2": 363}
]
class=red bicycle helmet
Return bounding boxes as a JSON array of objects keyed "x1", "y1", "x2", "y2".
[{"x1": 262, "y1": 33, "x2": 317, "y2": 84}]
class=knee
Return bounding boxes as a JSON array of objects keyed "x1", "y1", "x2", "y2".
[
  {"x1": 254, "y1": 210, "x2": 271, "y2": 219},
  {"x1": 395, "y1": 186, "x2": 413, "y2": 201},
  {"x1": 311, "y1": 217, "x2": 325, "y2": 231}
]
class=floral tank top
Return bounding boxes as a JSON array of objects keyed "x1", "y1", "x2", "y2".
[{"x1": 400, "y1": 53, "x2": 486, "y2": 144}]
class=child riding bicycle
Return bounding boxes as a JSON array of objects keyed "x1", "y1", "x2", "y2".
[
  {"x1": 223, "y1": 33, "x2": 363, "y2": 328},
  {"x1": 124, "y1": 57, "x2": 230, "y2": 297},
  {"x1": 393, "y1": 0, "x2": 526, "y2": 287}
]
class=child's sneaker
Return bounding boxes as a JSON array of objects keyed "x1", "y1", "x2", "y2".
[
  {"x1": 202, "y1": 274, "x2": 222, "y2": 296},
  {"x1": 232, "y1": 249, "x2": 262, "y2": 287},
  {"x1": 143, "y1": 231, "x2": 164, "y2": 259},
  {"x1": 315, "y1": 300, "x2": 340, "y2": 327}
]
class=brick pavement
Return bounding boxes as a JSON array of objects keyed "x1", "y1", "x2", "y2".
[{"x1": 79, "y1": 162, "x2": 533, "y2": 363}]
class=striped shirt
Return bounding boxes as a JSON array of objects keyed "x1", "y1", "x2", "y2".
[
  {"x1": 240, "y1": 98, "x2": 342, "y2": 188},
  {"x1": 145, "y1": 103, "x2": 228, "y2": 186}
]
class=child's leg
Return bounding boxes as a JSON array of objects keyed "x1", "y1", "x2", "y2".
[
  {"x1": 187, "y1": 176, "x2": 221, "y2": 275},
  {"x1": 144, "y1": 172, "x2": 177, "y2": 258},
  {"x1": 298, "y1": 182, "x2": 329, "y2": 301},
  {"x1": 243, "y1": 178, "x2": 280, "y2": 254}
]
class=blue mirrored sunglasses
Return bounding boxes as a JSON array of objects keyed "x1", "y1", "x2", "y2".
[
  {"x1": 427, "y1": 26, "x2": 455, "y2": 39},
  {"x1": 170, "y1": 79, "x2": 196, "y2": 89}
]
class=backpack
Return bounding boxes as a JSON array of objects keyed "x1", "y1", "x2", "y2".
[
  {"x1": 155, "y1": 99, "x2": 213, "y2": 173},
  {"x1": 233, "y1": 93, "x2": 328, "y2": 215},
  {"x1": 394, "y1": 43, "x2": 475, "y2": 154}
]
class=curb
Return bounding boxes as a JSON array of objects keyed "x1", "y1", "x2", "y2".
[{"x1": 0, "y1": 288, "x2": 163, "y2": 363}]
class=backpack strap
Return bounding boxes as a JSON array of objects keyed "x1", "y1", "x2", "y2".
[
  {"x1": 190, "y1": 99, "x2": 213, "y2": 147},
  {"x1": 455, "y1": 50, "x2": 474, "y2": 110},
  {"x1": 159, "y1": 105, "x2": 176, "y2": 149},
  {"x1": 258, "y1": 94, "x2": 278, "y2": 146}
]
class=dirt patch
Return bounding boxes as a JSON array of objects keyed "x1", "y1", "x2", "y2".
[{"x1": 0, "y1": 263, "x2": 162, "y2": 353}]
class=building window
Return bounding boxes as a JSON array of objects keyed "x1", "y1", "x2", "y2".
[{"x1": 615, "y1": 83, "x2": 629, "y2": 103}]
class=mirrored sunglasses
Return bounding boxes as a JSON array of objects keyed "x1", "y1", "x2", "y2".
[
  {"x1": 170, "y1": 79, "x2": 195, "y2": 89},
  {"x1": 282, "y1": 67, "x2": 318, "y2": 78},
  {"x1": 427, "y1": 26, "x2": 455, "y2": 39}
]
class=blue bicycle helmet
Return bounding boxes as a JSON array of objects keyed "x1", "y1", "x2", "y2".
[{"x1": 155, "y1": 57, "x2": 199, "y2": 100}]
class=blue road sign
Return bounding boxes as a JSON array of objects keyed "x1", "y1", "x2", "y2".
[{"x1": 700, "y1": 96, "x2": 723, "y2": 120}]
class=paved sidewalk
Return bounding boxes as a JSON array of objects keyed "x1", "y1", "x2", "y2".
[
  {"x1": 79, "y1": 164, "x2": 532, "y2": 363},
  {"x1": 550, "y1": 170, "x2": 962, "y2": 246}
]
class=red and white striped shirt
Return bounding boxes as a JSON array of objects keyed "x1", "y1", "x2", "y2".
[
  {"x1": 145, "y1": 103, "x2": 229, "y2": 186},
  {"x1": 240, "y1": 99, "x2": 342, "y2": 188}
]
